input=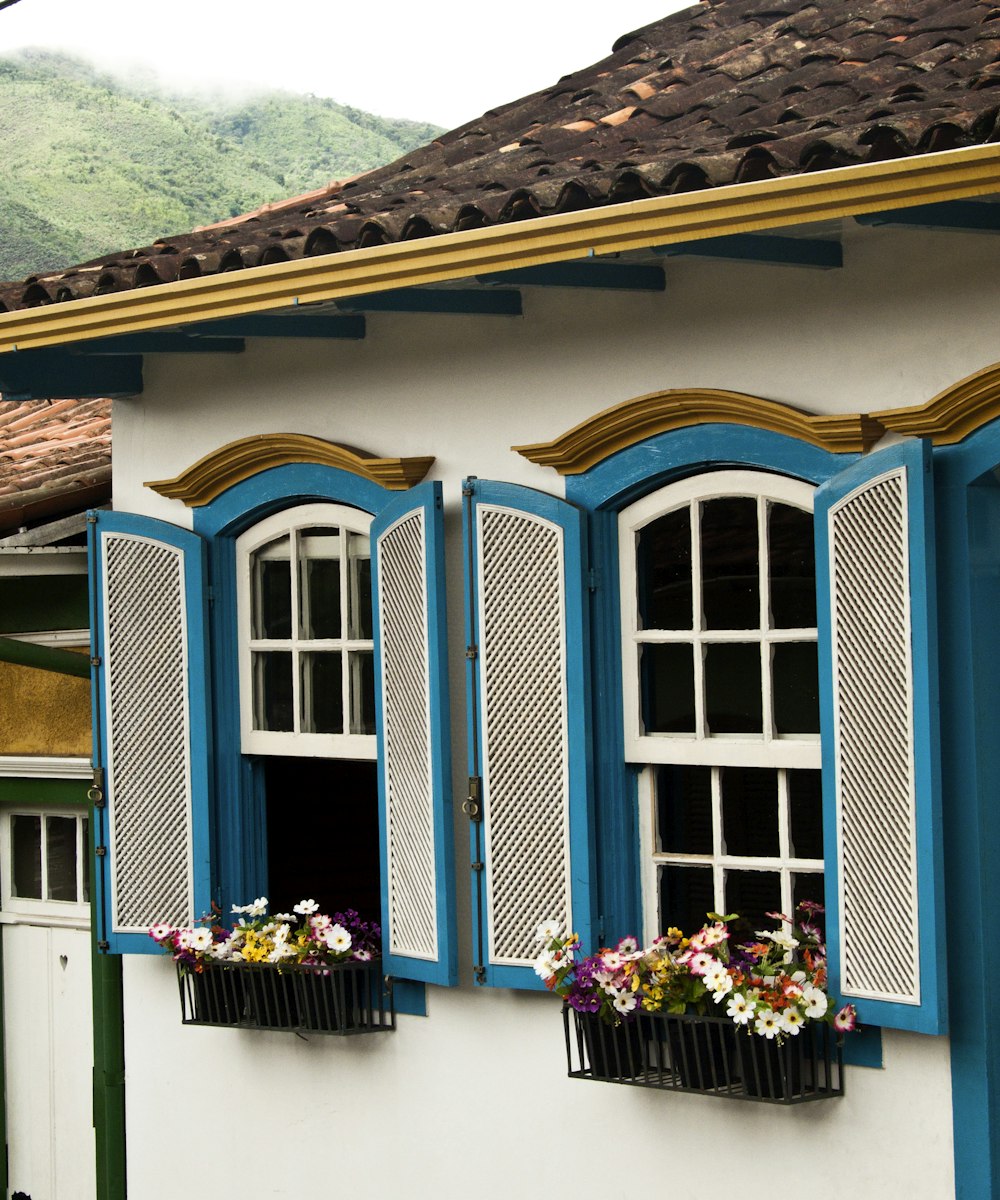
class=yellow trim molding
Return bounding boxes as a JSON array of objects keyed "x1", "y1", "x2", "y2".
[
  {"x1": 873, "y1": 361, "x2": 1000, "y2": 445},
  {"x1": 513, "y1": 389, "x2": 884, "y2": 474},
  {"x1": 145, "y1": 434, "x2": 434, "y2": 506},
  {"x1": 1, "y1": 146, "x2": 999, "y2": 355}
]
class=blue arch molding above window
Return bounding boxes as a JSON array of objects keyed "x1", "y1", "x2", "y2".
[
  {"x1": 561, "y1": 421, "x2": 944, "y2": 1036},
  {"x1": 463, "y1": 478, "x2": 597, "y2": 989},
  {"x1": 88, "y1": 510, "x2": 213, "y2": 955}
]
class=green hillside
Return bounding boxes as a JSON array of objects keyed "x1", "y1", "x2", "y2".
[{"x1": 0, "y1": 50, "x2": 442, "y2": 282}]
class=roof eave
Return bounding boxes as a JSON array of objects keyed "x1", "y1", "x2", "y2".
[{"x1": 2, "y1": 144, "x2": 999, "y2": 356}]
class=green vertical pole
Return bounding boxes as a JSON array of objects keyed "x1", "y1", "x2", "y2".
[
  {"x1": 0, "y1": 933, "x2": 7, "y2": 1198},
  {"x1": 91, "y1": 942, "x2": 126, "y2": 1200}
]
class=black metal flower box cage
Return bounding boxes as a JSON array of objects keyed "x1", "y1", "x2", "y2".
[
  {"x1": 564, "y1": 1007, "x2": 843, "y2": 1103},
  {"x1": 177, "y1": 959, "x2": 395, "y2": 1036}
]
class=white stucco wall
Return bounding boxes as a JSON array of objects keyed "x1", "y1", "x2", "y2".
[{"x1": 114, "y1": 217, "x2": 994, "y2": 1199}]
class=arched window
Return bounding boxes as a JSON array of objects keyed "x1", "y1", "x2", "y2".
[
  {"x1": 237, "y1": 503, "x2": 375, "y2": 759},
  {"x1": 619, "y1": 470, "x2": 823, "y2": 939}
]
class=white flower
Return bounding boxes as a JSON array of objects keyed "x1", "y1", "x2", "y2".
[
  {"x1": 149, "y1": 923, "x2": 173, "y2": 941},
  {"x1": 802, "y1": 986, "x2": 828, "y2": 1019},
  {"x1": 230, "y1": 903, "x2": 249, "y2": 915},
  {"x1": 726, "y1": 994, "x2": 756, "y2": 1025},
  {"x1": 612, "y1": 992, "x2": 637, "y2": 1015},
  {"x1": 781, "y1": 1007, "x2": 805, "y2": 1036},
  {"x1": 175, "y1": 929, "x2": 196, "y2": 949},
  {"x1": 249, "y1": 896, "x2": 268, "y2": 917},
  {"x1": 709, "y1": 974, "x2": 734, "y2": 1003},
  {"x1": 688, "y1": 951, "x2": 715, "y2": 976},
  {"x1": 323, "y1": 924, "x2": 352, "y2": 954},
  {"x1": 274, "y1": 913, "x2": 294, "y2": 922},
  {"x1": 535, "y1": 918, "x2": 562, "y2": 943},
  {"x1": 294, "y1": 898, "x2": 319, "y2": 915},
  {"x1": 272, "y1": 923, "x2": 291, "y2": 945},
  {"x1": 534, "y1": 952, "x2": 557, "y2": 980},
  {"x1": 189, "y1": 928, "x2": 213, "y2": 952},
  {"x1": 754, "y1": 1008, "x2": 781, "y2": 1039}
]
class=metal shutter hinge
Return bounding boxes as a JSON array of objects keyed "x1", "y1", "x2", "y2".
[
  {"x1": 95, "y1": 845, "x2": 107, "y2": 858},
  {"x1": 88, "y1": 767, "x2": 105, "y2": 808},
  {"x1": 474, "y1": 965, "x2": 486, "y2": 984},
  {"x1": 588, "y1": 567, "x2": 600, "y2": 592},
  {"x1": 206, "y1": 585, "x2": 215, "y2": 605},
  {"x1": 97, "y1": 940, "x2": 109, "y2": 952},
  {"x1": 462, "y1": 777, "x2": 482, "y2": 822},
  {"x1": 471, "y1": 860, "x2": 484, "y2": 871},
  {"x1": 465, "y1": 643, "x2": 478, "y2": 660},
  {"x1": 462, "y1": 476, "x2": 478, "y2": 498},
  {"x1": 90, "y1": 655, "x2": 102, "y2": 667},
  {"x1": 86, "y1": 513, "x2": 98, "y2": 525}
]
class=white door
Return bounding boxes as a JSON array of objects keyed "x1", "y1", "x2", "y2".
[{"x1": 1, "y1": 807, "x2": 95, "y2": 1200}]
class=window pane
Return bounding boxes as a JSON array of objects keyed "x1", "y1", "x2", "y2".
[
  {"x1": 12, "y1": 815, "x2": 41, "y2": 898},
  {"x1": 701, "y1": 497, "x2": 759, "y2": 630},
  {"x1": 349, "y1": 650, "x2": 376, "y2": 735},
  {"x1": 46, "y1": 816, "x2": 78, "y2": 901},
  {"x1": 768, "y1": 503, "x2": 816, "y2": 629},
  {"x1": 659, "y1": 864, "x2": 715, "y2": 935},
  {"x1": 300, "y1": 558, "x2": 342, "y2": 640},
  {"x1": 724, "y1": 869, "x2": 781, "y2": 936},
  {"x1": 300, "y1": 652, "x2": 343, "y2": 734},
  {"x1": 82, "y1": 817, "x2": 90, "y2": 903},
  {"x1": 705, "y1": 643, "x2": 762, "y2": 734},
  {"x1": 637, "y1": 508, "x2": 692, "y2": 630},
  {"x1": 253, "y1": 651, "x2": 294, "y2": 731},
  {"x1": 252, "y1": 537, "x2": 291, "y2": 639},
  {"x1": 789, "y1": 770, "x2": 823, "y2": 860},
  {"x1": 773, "y1": 641, "x2": 819, "y2": 734},
  {"x1": 793, "y1": 873, "x2": 826, "y2": 935},
  {"x1": 722, "y1": 767, "x2": 778, "y2": 857},
  {"x1": 347, "y1": 532, "x2": 373, "y2": 641},
  {"x1": 656, "y1": 765, "x2": 712, "y2": 854},
  {"x1": 640, "y1": 643, "x2": 695, "y2": 733}
]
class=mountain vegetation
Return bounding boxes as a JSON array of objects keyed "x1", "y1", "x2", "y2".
[{"x1": 0, "y1": 50, "x2": 442, "y2": 281}]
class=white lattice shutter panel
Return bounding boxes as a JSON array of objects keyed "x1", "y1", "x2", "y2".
[
  {"x1": 378, "y1": 509, "x2": 438, "y2": 961},
  {"x1": 478, "y1": 505, "x2": 572, "y2": 967},
  {"x1": 829, "y1": 467, "x2": 920, "y2": 1005},
  {"x1": 372, "y1": 482, "x2": 456, "y2": 986},
  {"x1": 102, "y1": 531, "x2": 195, "y2": 933}
]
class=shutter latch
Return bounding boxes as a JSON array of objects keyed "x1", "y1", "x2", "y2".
[
  {"x1": 462, "y1": 777, "x2": 482, "y2": 822},
  {"x1": 88, "y1": 767, "x2": 105, "y2": 809}
]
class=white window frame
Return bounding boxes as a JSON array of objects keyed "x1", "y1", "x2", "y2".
[
  {"x1": 236, "y1": 503, "x2": 376, "y2": 759},
  {"x1": 619, "y1": 469, "x2": 820, "y2": 769},
  {"x1": 0, "y1": 805, "x2": 90, "y2": 927}
]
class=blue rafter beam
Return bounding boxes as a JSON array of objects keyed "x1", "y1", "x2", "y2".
[
  {"x1": 854, "y1": 200, "x2": 1000, "y2": 232},
  {"x1": 477, "y1": 263, "x2": 665, "y2": 290},
  {"x1": 184, "y1": 314, "x2": 367, "y2": 339},
  {"x1": 72, "y1": 333, "x2": 245, "y2": 355},
  {"x1": 655, "y1": 233, "x2": 842, "y2": 269},
  {"x1": 0, "y1": 349, "x2": 142, "y2": 401},
  {"x1": 335, "y1": 289, "x2": 522, "y2": 315}
]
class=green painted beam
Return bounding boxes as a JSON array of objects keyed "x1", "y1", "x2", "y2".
[{"x1": 0, "y1": 637, "x2": 90, "y2": 678}]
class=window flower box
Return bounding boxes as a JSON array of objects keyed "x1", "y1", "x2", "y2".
[
  {"x1": 537, "y1": 902, "x2": 853, "y2": 1103},
  {"x1": 154, "y1": 897, "x2": 394, "y2": 1036},
  {"x1": 564, "y1": 1008, "x2": 842, "y2": 1103},
  {"x1": 177, "y1": 959, "x2": 394, "y2": 1036}
]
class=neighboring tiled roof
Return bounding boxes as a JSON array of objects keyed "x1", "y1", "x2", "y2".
[
  {"x1": 3, "y1": 0, "x2": 1000, "y2": 312},
  {"x1": 0, "y1": 399, "x2": 112, "y2": 527}
]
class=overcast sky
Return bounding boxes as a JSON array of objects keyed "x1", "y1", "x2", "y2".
[{"x1": 2, "y1": 0, "x2": 696, "y2": 128}]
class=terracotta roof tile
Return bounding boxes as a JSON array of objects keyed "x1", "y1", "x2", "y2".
[{"x1": 3, "y1": 0, "x2": 1000, "y2": 312}]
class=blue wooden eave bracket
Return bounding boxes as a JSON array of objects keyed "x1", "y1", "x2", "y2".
[
  {"x1": 72, "y1": 333, "x2": 246, "y2": 355},
  {"x1": 183, "y1": 314, "x2": 367, "y2": 339},
  {"x1": 0, "y1": 349, "x2": 142, "y2": 401},
  {"x1": 335, "y1": 288, "x2": 522, "y2": 315},
  {"x1": 854, "y1": 200, "x2": 1000, "y2": 232},
  {"x1": 655, "y1": 233, "x2": 842, "y2": 269},
  {"x1": 477, "y1": 262, "x2": 665, "y2": 291}
]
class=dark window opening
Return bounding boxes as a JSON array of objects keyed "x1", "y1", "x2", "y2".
[{"x1": 263, "y1": 757, "x2": 381, "y2": 925}]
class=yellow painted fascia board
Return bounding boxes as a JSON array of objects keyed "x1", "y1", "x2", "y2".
[{"x1": 2, "y1": 144, "x2": 999, "y2": 355}]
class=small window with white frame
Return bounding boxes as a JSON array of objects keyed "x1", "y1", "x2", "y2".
[
  {"x1": 1, "y1": 807, "x2": 90, "y2": 923},
  {"x1": 237, "y1": 503, "x2": 376, "y2": 759},
  {"x1": 620, "y1": 470, "x2": 824, "y2": 939}
]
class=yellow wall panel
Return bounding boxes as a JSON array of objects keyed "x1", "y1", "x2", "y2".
[{"x1": 0, "y1": 660, "x2": 91, "y2": 756}]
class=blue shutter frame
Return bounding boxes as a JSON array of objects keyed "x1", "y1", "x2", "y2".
[
  {"x1": 371, "y1": 481, "x2": 457, "y2": 986},
  {"x1": 89, "y1": 510, "x2": 213, "y2": 955},
  {"x1": 815, "y1": 439, "x2": 947, "y2": 1034},
  {"x1": 464, "y1": 479, "x2": 596, "y2": 989}
]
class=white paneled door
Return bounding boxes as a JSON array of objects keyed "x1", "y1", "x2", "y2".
[{"x1": 2, "y1": 806, "x2": 95, "y2": 1200}]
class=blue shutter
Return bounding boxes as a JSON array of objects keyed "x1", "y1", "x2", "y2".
[
  {"x1": 463, "y1": 479, "x2": 596, "y2": 989},
  {"x1": 815, "y1": 440, "x2": 946, "y2": 1033},
  {"x1": 89, "y1": 510, "x2": 213, "y2": 955},
  {"x1": 372, "y1": 482, "x2": 457, "y2": 985}
]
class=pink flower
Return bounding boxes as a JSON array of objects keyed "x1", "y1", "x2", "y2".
[{"x1": 833, "y1": 1004, "x2": 858, "y2": 1033}]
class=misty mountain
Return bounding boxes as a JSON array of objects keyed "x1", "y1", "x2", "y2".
[{"x1": 0, "y1": 49, "x2": 442, "y2": 281}]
